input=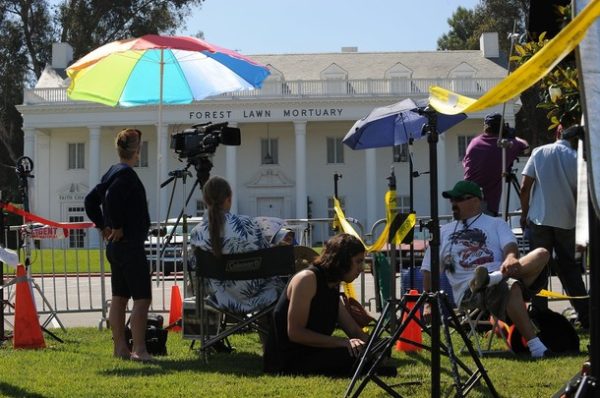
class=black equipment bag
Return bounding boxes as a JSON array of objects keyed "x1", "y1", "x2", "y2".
[
  {"x1": 125, "y1": 313, "x2": 168, "y2": 356},
  {"x1": 509, "y1": 306, "x2": 580, "y2": 354}
]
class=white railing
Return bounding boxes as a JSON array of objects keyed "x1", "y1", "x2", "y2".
[{"x1": 23, "y1": 78, "x2": 502, "y2": 105}]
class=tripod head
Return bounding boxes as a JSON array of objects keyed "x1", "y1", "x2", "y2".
[{"x1": 15, "y1": 156, "x2": 34, "y2": 212}]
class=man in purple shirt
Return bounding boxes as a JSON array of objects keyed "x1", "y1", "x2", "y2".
[{"x1": 463, "y1": 113, "x2": 529, "y2": 216}]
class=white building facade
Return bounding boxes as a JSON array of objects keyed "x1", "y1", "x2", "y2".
[{"x1": 18, "y1": 34, "x2": 522, "y2": 246}]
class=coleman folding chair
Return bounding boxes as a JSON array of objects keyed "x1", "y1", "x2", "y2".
[{"x1": 193, "y1": 244, "x2": 295, "y2": 362}]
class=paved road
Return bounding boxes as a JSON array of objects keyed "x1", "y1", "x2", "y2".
[{"x1": 2, "y1": 272, "x2": 577, "y2": 330}]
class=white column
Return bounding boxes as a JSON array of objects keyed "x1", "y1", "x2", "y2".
[
  {"x1": 33, "y1": 131, "x2": 50, "y2": 218},
  {"x1": 88, "y1": 126, "x2": 101, "y2": 244},
  {"x1": 159, "y1": 124, "x2": 169, "y2": 220},
  {"x1": 226, "y1": 122, "x2": 238, "y2": 214},
  {"x1": 365, "y1": 149, "x2": 377, "y2": 231},
  {"x1": 88, "y1": 126, "x2": 101, "y2": 189},
  {"x1": 22, "y1": 128, "x2": 37, "y2": 213},
  {"x1": 294, "y1": 121, "x2": 307, "y2": 219},
  {"x1": 23, "y1": 128, "x2": 35, "y2": 161}
]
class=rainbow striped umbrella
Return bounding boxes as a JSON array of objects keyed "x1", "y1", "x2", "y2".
[
  {"x1": 66, "y1": 35, "x2": 270, "y2": 275},
  {"x1": 66, "y1": 34, "x2": 270, "y2": 106}
]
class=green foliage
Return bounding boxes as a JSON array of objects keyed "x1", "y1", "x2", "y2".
[
  {"x1": 0, "y1": 328, "x2": 588, "y2": 397},
  {"x1": 510, "y1": 7, "x2": 581, "y2": 131},
  {"x1": 0, "y1": 0, "x2": 204, "y2": 202},
  {"x1": 438, "y1": 0, "x2": 528, "y2": 55}
]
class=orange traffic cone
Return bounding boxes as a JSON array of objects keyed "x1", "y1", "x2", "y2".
[
  {"x1": 13, "y1": 264, "x2": 46, "y2": 349},
  {"x1": 396, "y1": 289, "x2": 422, "y2": 352},
  {"x1": 167, "y1": 285, "x2": 183, "y2": 332}
]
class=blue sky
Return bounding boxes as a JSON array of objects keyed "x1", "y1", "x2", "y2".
[{"x1": 180, "y1": 0, "x2": 480, "y2": 54}]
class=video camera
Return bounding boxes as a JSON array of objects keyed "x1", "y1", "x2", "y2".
[
  {"x1": 170, "y1": 122, "x2": 241, "y2": 159},
  {"x1": 503, "y1": 122, "x2": 516, "y2": 139}
]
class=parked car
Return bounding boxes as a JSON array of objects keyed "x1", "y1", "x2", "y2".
[{"x1": 144, "y1": 217, "x2": 203, "y2": 275}]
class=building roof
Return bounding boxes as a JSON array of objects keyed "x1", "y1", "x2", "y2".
[{"x1": 250, "y1": 51, "x2": 507, "y2": 80}]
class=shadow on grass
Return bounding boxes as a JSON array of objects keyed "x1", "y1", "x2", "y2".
[
  {"x1": 0, "y1": 382, "x2": 47, "y2": 398},
  {"x1": 99, "y1": 351, "x2": 267, "y2": 377}
]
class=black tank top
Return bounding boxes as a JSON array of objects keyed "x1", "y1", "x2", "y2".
[{"x1": 272, "y1": 265, "x2": 340, "y2": 352}]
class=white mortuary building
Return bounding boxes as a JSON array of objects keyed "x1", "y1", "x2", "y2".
[{"x1": 17, "y1": 33, "x2": 522, "y2": 247}]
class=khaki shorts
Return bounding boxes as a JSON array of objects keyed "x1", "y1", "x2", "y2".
[{"x1": 460, "y1": 278, "x2": 531, "y2": 321}]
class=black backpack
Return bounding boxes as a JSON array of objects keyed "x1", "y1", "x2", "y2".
[
  {"x1": 509, "y1": 306, "x2": 580, "y2": 354},
  {"x1": 124, "y1": 313, "x2": 168, "y2": 356}
]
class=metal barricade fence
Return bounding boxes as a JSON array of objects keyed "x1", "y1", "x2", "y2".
[{"x1": 1, "y1": 217, "x2": 366, "y2": 329}]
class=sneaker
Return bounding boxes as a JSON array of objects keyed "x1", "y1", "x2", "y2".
[{"x1": 469, "y1": 266, "x2": 490, "y2": 293}]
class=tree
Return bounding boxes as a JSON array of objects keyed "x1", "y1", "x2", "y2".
[
  {"x1": 438, "y1": 1, "x2": 528, "y2": 55},
  {"x1": 436, "y1": 7, "x2": 480, "y2": 51},
  {"x1": 437, "y1": 0, "x2": 561, "y2": 149},
  {"x1": 0, "y1": 0, "x2": 203, "y2": 202}
]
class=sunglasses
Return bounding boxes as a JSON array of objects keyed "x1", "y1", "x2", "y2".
[{"x1": 450, "y1": 195, "x2": 476, "y2": 203}]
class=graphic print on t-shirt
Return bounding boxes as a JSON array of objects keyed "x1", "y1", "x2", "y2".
[{"x1": 449, "y1": 228, "x2": 494, "y2": 269}]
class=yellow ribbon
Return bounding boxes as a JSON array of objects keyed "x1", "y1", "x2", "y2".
[
  {"x1": 332, "y1": 196, "x2": 416, "y2": 253},
  {"x1": 429, "y1": 0, "x2": 600, "y2": 115},
  {"x1": 536, "y1": 289, "x2": 590, "y2": 300}
]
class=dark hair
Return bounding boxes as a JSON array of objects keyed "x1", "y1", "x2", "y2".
[
  {"x1": 202, "y1": 176, "x2": 232, "y2": 257},
  {"x1": 313, "y1": 234, "x2": 365, "y2": 282},
  {"x1": 115, "y1": 128, "x2": 142, "y2": 160}
]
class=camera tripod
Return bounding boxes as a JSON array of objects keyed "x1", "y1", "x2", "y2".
[
  {"x1": 159, "y1": 156, "x2": 213, "y2": 296},
  {"x1": 6, "y1": 157, "x2": 64, "y2": 342},
  {"x1": 344, "y1": 291, "x2": 498, "y2": 398},
  {"x1": 501, "y1": 167, "x2": 521, "y2": 222}
]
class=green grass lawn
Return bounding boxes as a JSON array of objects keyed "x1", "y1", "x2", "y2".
[{"x1": 0, "y1": 327, "x2": 586, "y2": 397}]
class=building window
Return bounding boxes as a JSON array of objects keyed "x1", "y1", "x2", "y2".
[
  {"x1": 327, "y1": 196, "x2": 345, "y2": 234},
  {"x1": 261, "y1": 138, "x2": 278, "y2": 165},
  {"x1": 393, "y1": 144, "x2": 409, "y2": 163},
  {"x1": 134, "y1": 141, "x2": 149, "y2": 168},
  {"x1": 68, "y1": 206, "x2": 85, "y2": 248},
  {"x1": 327, "y1": 137, "x2": 344, "y2": 164},
  {"x1": 458, "y1": 135, "x2": 475, "y2": 161},
  {"x1": 68, "y1": 143, "x2": 85, "y2": 169},
  {"x1": 395, "y1": 195, "x2": 411, "y2": 213}
]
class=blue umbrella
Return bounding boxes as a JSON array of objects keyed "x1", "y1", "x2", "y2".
[{"x1": 343, "y1": 98, "x2": 467, "y2": 149}]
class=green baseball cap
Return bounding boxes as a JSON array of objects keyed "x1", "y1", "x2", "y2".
[{"x1": 442, "y1": 180, "x2": 483, "y2": 199}]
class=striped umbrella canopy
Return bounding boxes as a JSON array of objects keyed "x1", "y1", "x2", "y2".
[
  {"x1": 66, "y1": 34, "x2": 270, "y2": 106},
  {"x1": 66, "y1": 35, "x2": 270, "y2": 275}
]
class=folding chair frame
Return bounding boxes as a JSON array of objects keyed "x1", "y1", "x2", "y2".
[{"x1": 194, "y1": 245, "x2": 295, "y2": 362}]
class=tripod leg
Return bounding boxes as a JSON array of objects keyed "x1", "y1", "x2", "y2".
[
  {"x1": 345, "y1": 300, "x2": 394, "y2": 398},
  {"x1": 437, "y1": 294, "x2": 465, "y2": 396},
  {"x1": 440, "y1": 294, "x2": 499, "y2": 398},
  {"x1": 30, "y1": 279, "x2": 66, "y2": 332}
]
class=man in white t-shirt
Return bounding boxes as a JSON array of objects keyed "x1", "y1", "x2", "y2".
[{"x1": 421, "y1": 180, "x2": 551, "y2": 358}]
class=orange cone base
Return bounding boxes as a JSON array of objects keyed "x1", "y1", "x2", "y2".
[
  {"x1": 168, "y1": 285, "x2": 183, "y2": 332},
  {"x1": 13, "y1": 264, "x2": 46, "y2": 349},
  {"x1": 396, "y1": 289, "x2": 422, "y2": 352}
]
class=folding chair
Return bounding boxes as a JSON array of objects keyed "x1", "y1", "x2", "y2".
[{"x1": 193, "y1": 244, "x2": 295, "y2": 362}]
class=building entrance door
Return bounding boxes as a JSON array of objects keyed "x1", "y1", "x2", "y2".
[{"x1": 257, "y1": 197, "x2": 284, "y2": 218}]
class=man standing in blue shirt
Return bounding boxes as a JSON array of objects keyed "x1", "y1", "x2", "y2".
[{"x1": 520, "y1": 125, "x2": 589, "y2": 329}]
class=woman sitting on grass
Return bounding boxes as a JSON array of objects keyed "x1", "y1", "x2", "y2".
[{"x1": 265, "y1": 233, "x2": 372, "y2": 376}]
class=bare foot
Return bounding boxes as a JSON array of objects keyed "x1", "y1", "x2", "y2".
[
  {"x1": 114, "y1": 350, "x2": 131, "y2": 360},
  {"x1": 130, "y1": 352, "x2": 156, "y2": 363}
]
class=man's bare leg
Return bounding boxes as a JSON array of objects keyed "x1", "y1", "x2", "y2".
[
  {"x1": 109, "y1": 296, "x2": 130, "y2": 359},
  {"x1": 509, "y1": 247, "x2": 550, "y2": 288},
  {"x1": 130, "y1": 298, "x2": 153, "y2": 362}
]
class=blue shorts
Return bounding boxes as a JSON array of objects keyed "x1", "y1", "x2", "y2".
[{"x1": 106, "y1": 241, "x2": 151, "y2": 300}]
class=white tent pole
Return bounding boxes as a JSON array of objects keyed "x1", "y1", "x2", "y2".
[{"x1": 155, "y1": 49, "x2": 164, "y2": 278}]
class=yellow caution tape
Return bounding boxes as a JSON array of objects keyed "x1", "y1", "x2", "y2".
[
  {"x1": 429, "y1": 0, "x2": 600, "y2": 115},
  {"x1": 342, "y1": 280, "x2": 357, "y2": 300},
  {"x1": 332, "y1": 196, "x2": 416, "y2": 252},
  {"x1": 536, "y1": 289, "x2": 590, "y2": 300}
]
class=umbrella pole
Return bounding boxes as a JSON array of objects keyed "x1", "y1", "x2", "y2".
[
  {"x1": 424, "y1": 109, "x2": 441, "y2": 398},
  {"x1": 155, "y1": 49, "x2": 165, "y2": 279}
]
